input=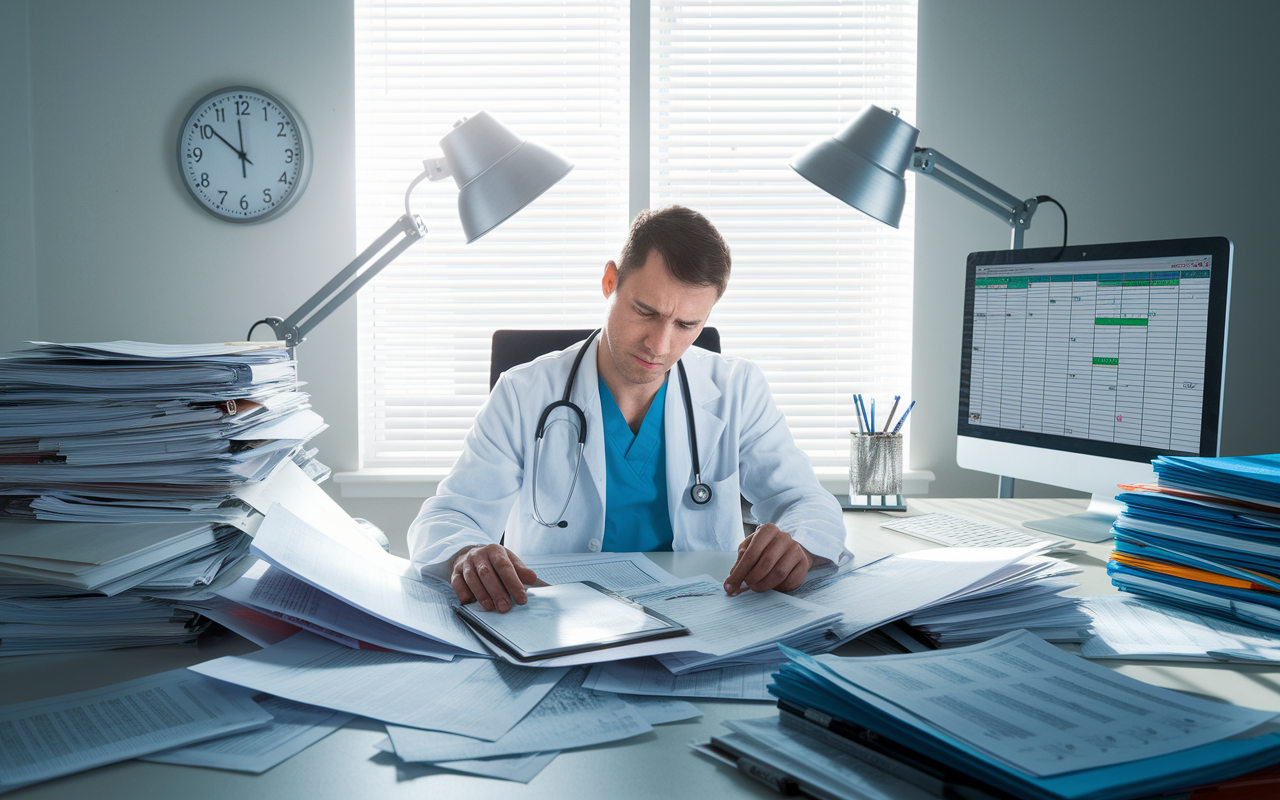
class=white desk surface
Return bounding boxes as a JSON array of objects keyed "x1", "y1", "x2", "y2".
[{"x1": 5, "y1": 498, "x2": 1280, "y2": 799}]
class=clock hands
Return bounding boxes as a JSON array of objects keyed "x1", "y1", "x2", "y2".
[
  {"x1": 209, "y1": 126, "x2": 253, "y2": 177},
  {"x1": 237, "y1": 120, "x2": 249, "y2": 179}
]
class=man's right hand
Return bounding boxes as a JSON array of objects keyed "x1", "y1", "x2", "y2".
[{"x1": 448, "y1": 544, "x2": 539, "y2": 613}]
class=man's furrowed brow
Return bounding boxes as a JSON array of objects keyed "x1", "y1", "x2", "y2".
[{"x1": 634, "y1": 299, "x2": 702, "y2": 326}]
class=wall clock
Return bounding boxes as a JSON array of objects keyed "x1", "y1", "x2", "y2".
[{"x1": 177, "y1": 86, "x2": 312, "y2": 223}]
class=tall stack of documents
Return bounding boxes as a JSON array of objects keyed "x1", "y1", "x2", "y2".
[
  {"x1": 1108, "y1": 453, "x2": 1280, "y2": 632},
  {"x1": 0, "y1": 340, "x2": 330, "y2": 655},
  {"x1": 725, "y1": 630, "x2": 1280, "y2": 800}
]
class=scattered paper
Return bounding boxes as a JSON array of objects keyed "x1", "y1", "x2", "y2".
[
  {"x1": 0, "y1": 669, "x2": 271, "y2": 793},
  {"x1": 141, "y1": 695, "x2": 353, "y2": 773},
  {"x1": 188, "y1": 632, "x2": 564, "y2": 740},
  {"x1": 385, "y1": 668, "x2": 651, "y2": 762},
  {"x1": 585, "y1": 657, "x2": 778, "y2": 701}
]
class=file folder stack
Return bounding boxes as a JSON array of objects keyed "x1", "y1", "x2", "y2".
[
  {"x1": 723, "y1": 630, "x2": 1280, "y2": 800},
  {"x1": 0, "y1": 340, "x2": 330, "y2": 655},
  {"x1": 1107, "y1": 453, "x2": 1280, "y2": 633}
]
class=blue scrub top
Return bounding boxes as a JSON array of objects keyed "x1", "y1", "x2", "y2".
[{"x1": 598, "y1": 374, "x2": 674, "y2": 552}]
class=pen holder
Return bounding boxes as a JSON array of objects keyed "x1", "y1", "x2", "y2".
[{"x1": 847, "y1": 433, "x2": 905, "y2": 511}]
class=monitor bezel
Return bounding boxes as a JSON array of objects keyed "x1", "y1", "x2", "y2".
[{"x1": 957, "y1": 236, "x2": 1231, "y2": 464}]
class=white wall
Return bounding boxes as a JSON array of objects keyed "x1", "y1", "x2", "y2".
[{"x1": 913, "y1": 0, "x2": 1280, "y2": 497}]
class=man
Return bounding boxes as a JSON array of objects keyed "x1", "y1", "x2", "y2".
[{"x1": 409, "y1": 206, "x2": 850, "y2": 612}]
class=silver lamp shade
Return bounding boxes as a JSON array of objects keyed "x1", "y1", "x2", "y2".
[
  {"x1": 789, "y1": 105, "x2": 919, "y2": 228},
  {"x1": 440, "y1": 111, "x2": 575, "y2": 243}
]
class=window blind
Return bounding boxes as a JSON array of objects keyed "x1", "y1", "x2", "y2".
[
  {"x1": 355, "y1": 0, "x2": 916, "y2": 472},
  {"x1": 356, "y1": 1, "x2": 630, "y2": 466},
  {"x1": 650, "y1": 1, "x2": 917, "y2": 468}
]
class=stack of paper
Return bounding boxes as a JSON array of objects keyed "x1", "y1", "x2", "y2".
[
  {"x1": 902, "y1": 557, "x2": 1089, "y2": 645},
  {"x1": 756, "y1": 630, "x2": 1280, "y2": 800},
  {"x1": 1082, "y1": 594, "x2": 1280, "y2": 663},
  {"x1": 0, "y1": 341, "x2": 327, "y2": 499},
  {"x1": 788, "y1": 543, "x2": 1085, "y2": 649},
  {"x1": 0, "y1": 340, "x2": 333, "y2": 655},
  {"x1": 1108, "y1": 454, "x2": 1280, "y2": 632}
]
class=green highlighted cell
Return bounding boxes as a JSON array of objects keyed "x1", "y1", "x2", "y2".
[
  {"x1": 1095, "y1": 317, "x2": 1148, "y2": 326},
  {"x1": 1093, "y1": 357, "x2": 1119, "y2": 366}
]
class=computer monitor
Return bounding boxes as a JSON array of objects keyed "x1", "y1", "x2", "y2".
[{"x1": 956, "y1": 237, "x2": 1232, "y2": 542}]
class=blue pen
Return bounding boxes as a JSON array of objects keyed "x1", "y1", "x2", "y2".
[
  {"x1": 890, "y1": 400, "x2": 916, "y2": 434},
  {"x1": 855, "y1": 394, "x2": 871, "y2": 432},
  {"x1": 851, "y1": 394, "x2": 865, "y2": 433},
  {"x1": 870, "y1": 399, "x2": 875, "y2": 432}
]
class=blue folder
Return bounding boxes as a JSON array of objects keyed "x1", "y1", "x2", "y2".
[{"x1": 771, "y1": 646, "x2": 1280, "y2": 800}]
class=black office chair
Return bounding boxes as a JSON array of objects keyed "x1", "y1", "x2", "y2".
[{"x1": 489, "y1": 327, "x2": 721, "y2": 390}]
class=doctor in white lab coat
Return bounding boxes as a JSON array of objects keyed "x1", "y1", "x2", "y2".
[{"x1": 409, "y1": 206, "x2": 851, "y2": 612}]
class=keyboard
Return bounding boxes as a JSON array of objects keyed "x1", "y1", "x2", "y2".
[{"x1": 879, "y1": 513, "x2": 1078, "y2": 553}]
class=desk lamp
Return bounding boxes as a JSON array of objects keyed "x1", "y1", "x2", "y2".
[
  {"x1": 788, "y1": 104, "x2": 1064, "y2": 250},
  {"x1": 789, "y1": 104, "x2": 1066, "y2": 498},
  {"x1": 250, "y1": 111, "x2": 574, "y2": 346}
]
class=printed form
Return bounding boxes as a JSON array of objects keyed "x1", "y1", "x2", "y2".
[
  {"x1": 812, "y1": 630, "x2": 1276, "y2": 776},
  {"x1": 0, "y1": 669, "x2": 271, "y2": 793}
]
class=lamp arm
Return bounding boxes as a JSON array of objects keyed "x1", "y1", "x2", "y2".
[
  {"x1": 911, "y1": 147, "x2": 1039, "y2": 249},
  {"x1": 265, "y1": 212, "x2": 427, "y2": 347}
]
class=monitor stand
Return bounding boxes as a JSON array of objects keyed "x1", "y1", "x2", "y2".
[{"x1": 1021, "y1": 494, "x2": 1121, "y2": 543}]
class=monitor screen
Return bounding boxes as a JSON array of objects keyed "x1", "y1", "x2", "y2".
[{"x1": 958, "y1": 237, "x2": 1231, "y2": 467}]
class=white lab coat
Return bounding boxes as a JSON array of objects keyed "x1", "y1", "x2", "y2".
[{"x1": 408, "y1": 336, "x2": 851, "y2": 580}]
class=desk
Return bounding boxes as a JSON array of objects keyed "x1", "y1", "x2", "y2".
[{"x1": 5, "y1": 499, "x2": 1280, "y2": 799}]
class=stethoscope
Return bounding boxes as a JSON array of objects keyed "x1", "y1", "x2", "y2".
[{"x1": 531, "y1": 329, "x2": 712, "y2": 528}]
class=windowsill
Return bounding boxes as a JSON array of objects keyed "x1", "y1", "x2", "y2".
[{"x1": 333, "y1": 466, "x2": 936, "y2": 499}]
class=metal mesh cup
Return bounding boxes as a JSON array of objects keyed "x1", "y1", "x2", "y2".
[{"x1": 849, "y1": 433, "x2": 904, "y2": 496}]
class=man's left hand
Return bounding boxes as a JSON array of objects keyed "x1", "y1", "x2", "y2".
[{"x1": 723, "y1": 523, "x2": 814, "y2": 596}]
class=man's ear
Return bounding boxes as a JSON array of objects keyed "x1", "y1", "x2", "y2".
[{"x1": 602, "y1": 261, "x2": 619, "y2": 299}]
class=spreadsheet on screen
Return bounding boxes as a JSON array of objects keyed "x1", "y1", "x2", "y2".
[{"x1": 965, "y1": 253, "x2": 1212, "y2": 453}]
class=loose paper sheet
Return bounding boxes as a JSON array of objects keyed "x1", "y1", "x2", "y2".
[
  {"x1": 141, "y1": 695, "x2": 353, "y2": 773},
  {"x1": 585, "y1": 657, "x2": 778, "y2": 701},
  {"x1": 385, "y1": 668, "x2": 651, "y2": 762},
  {"x1": 189, "y1": 632, "x2": 564, "y2": 740},
  {"x1": 0, "y1": 669, "x2": 271, "y2": 793}
]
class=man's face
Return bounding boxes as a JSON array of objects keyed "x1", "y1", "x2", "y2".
[{"x1": 599, "y1": 249, "x2": 720, "y2": 392}]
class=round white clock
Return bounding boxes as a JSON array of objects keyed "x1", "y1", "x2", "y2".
[{"x1": 177, "y1": 86, "x2": 312, "y2": 222}]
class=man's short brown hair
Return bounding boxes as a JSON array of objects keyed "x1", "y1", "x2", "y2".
[{"x1": 617, "y1": 206, "x2": 731, "y2": 298}]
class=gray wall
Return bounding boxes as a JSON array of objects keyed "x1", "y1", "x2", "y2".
[
  {"x1": 913, "y1": 0, "x2": 1280, "y2": 497},
  {"x1": 6, "y1": 0, "x2": 359, "y2": 478},
  {"x1": 0, "y1": 0, "x2": 37, "y2": 352}
]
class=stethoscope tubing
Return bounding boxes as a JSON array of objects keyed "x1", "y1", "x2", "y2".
[{"x1": 531, "y1": 329, "x2": 712, "y2": 529}]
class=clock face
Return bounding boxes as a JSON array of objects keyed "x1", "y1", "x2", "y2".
[{"x1": 177, "y1": 86, "x2": 311, "y2": 222}]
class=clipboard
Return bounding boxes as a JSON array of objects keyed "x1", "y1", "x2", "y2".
[{"x1": 454, "y1": 581, "x2": 690, "y2": 662}]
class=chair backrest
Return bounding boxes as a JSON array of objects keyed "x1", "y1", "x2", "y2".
[{"x1": 490, "y1": 327, "x2": 721, "y2": 390}]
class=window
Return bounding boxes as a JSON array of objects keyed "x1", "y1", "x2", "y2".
[{"x1": 356, "y1": 0, "x2": 917, "y2": 474}]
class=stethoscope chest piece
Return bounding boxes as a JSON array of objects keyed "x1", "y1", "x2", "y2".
[{"x1": 690, "y1": 481, "x2": 712, "y2": 505}]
